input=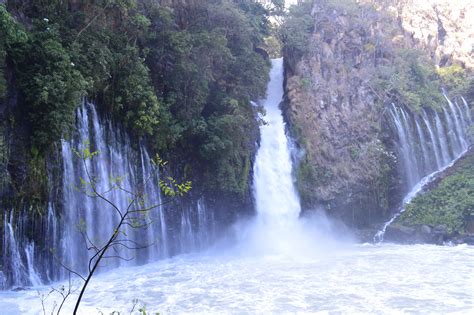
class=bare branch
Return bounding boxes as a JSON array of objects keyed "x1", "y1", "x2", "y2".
[
  {"x1": 111, "y1": 241, "x2": 152, "y2": 251},
  {"x1": 74, "y1": 1, "x2": 112, "y2": 42},
  {"x1": 51, "y1": 253, "x2": 86, "y2": 282},
  {"x1": 79, "y1": 231, "x2": 100, "y2": 253},
  {"x1": 116, "y1": 185, "x2": 138, "y2": 197},
  {"x1": 121, "y1": 220, "x2": 151, "y2": 230},
  {"x1": 102, "y1": 255, "x2": 134, "y2": 261},
  {"x1": 81, "y1": 158, "x2": 124, "y2": 218}
]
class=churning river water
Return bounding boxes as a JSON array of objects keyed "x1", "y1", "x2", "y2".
[{"x1": 0, "y1": 243, "x2": 473, "y2": 314}]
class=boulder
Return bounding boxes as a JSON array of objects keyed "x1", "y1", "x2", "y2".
[
  {"x1": 384, "y1": 224, "x2": 417, "y2": 243},
  {"x1": 433, "y1": 224, "x2": 448, "y2": 234},
  {"x1": 460, "y1": 236, "x2": 474, "y2": 245},
  {"x1": 419, "y1": 224, "x2": 432, "y2": 235}
]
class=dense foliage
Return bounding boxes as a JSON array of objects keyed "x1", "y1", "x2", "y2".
[
  {"x1": 399, "y1": 151, "x2": 474, "y2": 233},
  {"x1": 1, "y1": 0, "x2": 271, "y2": 197},
  {"x1": 437, "y1": 64, "x2": 474, "y2": 97},
  {"x1": 280, "y1": 0, "x2": 313, "y2": 62},
  {"x1": 0, "y1": 4, "x2": 27, "y2": 101},
  {"x1": 373, "y1": 49, "x2": 445, "y2": 112}
]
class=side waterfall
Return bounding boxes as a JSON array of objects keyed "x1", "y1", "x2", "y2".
[
  {"x1": 1, "y1": 101, "x2": 216, "y2": 288},
  {"x1": 60, "y1": 102, "x2": 168, "y2": 274},
  {"x1": 375, "y1": 96, "x2": 471, "y2": 242}
]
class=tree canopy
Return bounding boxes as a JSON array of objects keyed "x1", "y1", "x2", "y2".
[{"x1": 1, "y1": 0, "x2": 271, "y2": 197}]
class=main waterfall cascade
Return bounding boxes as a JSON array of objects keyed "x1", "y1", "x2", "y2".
[
  {"x1": 242, "y1": 58, "x2": 343, "y2": 255},
  {"x1": 1, "y1": 101, "x2": 216, "y2": 289},
  {"x1": 250, "y1": 58, "x2": 302, "y2": 253},
  {"x1": 375, "y1": 94, "x2": 472, "y2": 241}
]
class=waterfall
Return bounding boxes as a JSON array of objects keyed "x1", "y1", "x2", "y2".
[
  {"x1": 415, "y1": 119, "x2": 431, "y2": 173},
  {"x1": 3, "y1": 215, "x2": 28, "y2": 287},
  {"x1": 254, "y1": 58, "x2": 300, "y2": 221},
  {"x1": 45, "y1": 203, "x2": 58, "y2": 282},
  {"x1": 24, "y1": 242, "x2": 42, "y2": 287},
  {"x1": 180, "y1": 212, "x2": 194, "y2": 252},
  {"x1": 196, "y1": 198, "x2": 212, "y2": 247},
  {"x1": 176, "y1": 198, "x2": 215, "y2": 254},
  {"x1": 422, "y1": 111, "x2": 442, "y2": 169},
  {"x1": 388, "y1": 105, "x2": 418, "y2": 189},
  {"x1": 375, "y1": 95, "x2": 471, "y2": 242},
  {"x1": 444, "y1": 93, "x2": 468, "y2": 149},
  {"x1": 249, "y1": 58, "x2": 302, "y2": 253},
  {"x1": 57, "y1": 101, "x2": 220, "y2": 275},
  {"x1": 60, "y1": 101, "x2": 169, "y2": 273},
  {"x1": 139, "y1": 147, "x2": 167, "y2": 260},
  {"x1": 461, "y1": 97, "x2": 472, "y2": 124},
  {"x1": 434, "y1": 111, "x2": 452, "y2": 165},
  {"x1": 400, "y1": 109, "x2": 421, "y2": 185},
  {"x1": 1, "y1": 100, "x2": 218, "y2": 288},
  {"x1": 1, "y1": 212, "x2": 42, "y2": 288},
  {"x1": 454, "y1": 100, "x2": 468, "y2": 132}
]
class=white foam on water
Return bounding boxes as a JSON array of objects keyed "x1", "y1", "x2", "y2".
[{"x1": 1, "y1": 244, "x2": 473, "y2": 314}]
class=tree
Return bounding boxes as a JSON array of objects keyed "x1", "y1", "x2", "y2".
[{"x1": 42, "y1": 145, "x2": 190, "y2": 314}]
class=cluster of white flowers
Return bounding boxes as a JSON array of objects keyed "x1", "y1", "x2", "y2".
[{"x1": 371, "y1": 139, "x2": 397, "y2": 162}]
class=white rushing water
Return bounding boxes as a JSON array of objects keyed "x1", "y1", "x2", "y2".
[
  {"x1": 3, "y1": 218, "x2": 29, "y2": 287},
  {"x1": 243, "y1": 58, "x2": 304, "y2": 254},
  {"x1": 1, "y1": 244, "x2": 473, "y2": 314}
]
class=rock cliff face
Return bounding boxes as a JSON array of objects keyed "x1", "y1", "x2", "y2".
[
  {"x1": 284, "y1": 1, "x2": 400, "y2": 227},
  {"x1": 393, "y1": 0, "x2": 474, "y2": 69},
  {"x1": 283, "y1": 0, "x2": 472, "y2": 228}
]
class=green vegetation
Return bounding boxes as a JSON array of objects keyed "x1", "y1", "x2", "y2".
[
  {"x1": 373, "y1": 49, "x2": 444, "y2": 112},
  {"x1": 280, "y1": 0, "x2": 314, "y2": 61},
  {"x1": 12, "y1": 21, "x2": 87, "y2": 149},
  {"x1": 0, "y1": 5, "x2": 27, "y2": 101},
  {"x1": 398, "y1": 151, "x2": 474, "y2": 233},
  {"x1": 1, "y1": 0, "x2": 272, "y2": 198},
  {"x1": 437, "y1": 64, "x2": 472, "y2": 96}
]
